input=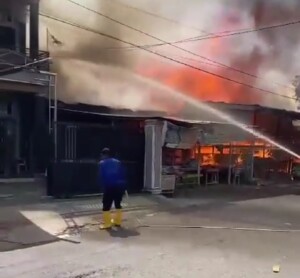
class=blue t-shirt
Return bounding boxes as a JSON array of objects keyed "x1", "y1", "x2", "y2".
[{"x1": 98, "y1": 158, "x2": 126, "y2": 189}]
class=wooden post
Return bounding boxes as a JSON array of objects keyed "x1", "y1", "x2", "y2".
[
  {"x1": 250, "y1": 142, "x2": 255, "y2": 181},
  {"x1": 197, "y1": 144, "x2": 201, "y2": 186},
  {"x1": 228, "y1": 143, "x2": 232, "y2": 184}
]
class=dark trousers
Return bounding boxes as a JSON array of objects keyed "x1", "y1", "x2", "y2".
[{"x1": 102, "y1": 186, "x2": 125, "y2": 211}]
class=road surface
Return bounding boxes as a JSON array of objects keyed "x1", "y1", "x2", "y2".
[{"x1": 1, "y1": 186, "x2": 300, "y2": 277}]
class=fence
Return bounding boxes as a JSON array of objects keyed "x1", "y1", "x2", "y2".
[
  {"x1": 48, "y1": 121, "x2": 145, "y2": 197},
  {"x1": 0, "y1": 48, "x2": 50, "y2": 71}
]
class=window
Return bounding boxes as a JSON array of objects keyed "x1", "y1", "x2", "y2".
[{"x1": 0, "y1": 26, "x2": 16, "y2": 49}]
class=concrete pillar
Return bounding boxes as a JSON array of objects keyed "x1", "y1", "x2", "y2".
[
  {"x1": 17, "y1": 21, "x2": 26, "y2": 54},
  {"x1": 33, "y1": 95, "x2": 48, "y2": 173},
  {"x1": 30, "y1": 1, "x2": 39, "y2": 59},
  {"x1": 144, "y1": 120, "x2": 165, "y2": 194}
]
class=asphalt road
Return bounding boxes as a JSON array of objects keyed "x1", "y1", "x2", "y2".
[
  {"x1": 0, "y1": 225, "x2": 300, "y2": 278},
  {"x1": 1, "y1": 187, "x2": 300, "y2": 277}
]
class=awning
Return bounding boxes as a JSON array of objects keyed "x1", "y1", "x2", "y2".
[
  {"x1": 0, "y1": 70, "x2": 50, "y2": 94},
  {"x1": 0, "y1": 78, "x2": 46, "y2": 94}
]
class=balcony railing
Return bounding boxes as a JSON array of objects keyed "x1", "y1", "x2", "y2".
[{"x1": 0, "y1": 48, "x2": 50, "y2": 72}]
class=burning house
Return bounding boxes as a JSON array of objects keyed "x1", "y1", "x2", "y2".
[
  {"x1": 44, "y1": 0, "x2": 300, "y2": 197},
  {"x1": 157, "y1": 103, "x2": 300, "y2": 193},
  {"x1": 47, "y1": 100, "x2": 300, "y2": 197},
  {"x1": 0, "y1": 0, "x2": 297, "y2": 197}
]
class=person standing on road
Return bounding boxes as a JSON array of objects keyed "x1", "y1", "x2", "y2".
[{"x1": 98, "y1": 148, "x2": 126, "y2": 229}]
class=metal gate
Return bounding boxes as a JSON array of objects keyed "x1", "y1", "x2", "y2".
[{"x1": 48, "y1": 121, "x2": 145, "y2": 197}]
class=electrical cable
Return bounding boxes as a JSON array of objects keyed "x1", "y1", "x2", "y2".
[
  {"x1": 54, "y1": 1, "x2": 300, "y2": 51},
  {"x1": 105, "y1": 0, "x2": 211, "y2": 36},
  {"x1": 85, "y1": 20, "x2": 300, "y2": 51},
  {"x1": 40, "y1": 12, "x2": 298, "y2": 101},
  {"x1": 105, "y1": 0, "x2": 291, "y2": 38},
  {"x1": 65, "y1": 0, "x2": 297, "y2": 90}
]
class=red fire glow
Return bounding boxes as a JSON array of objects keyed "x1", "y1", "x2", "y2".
[
  {"x1": 138, "y1": 61, "x2": 261, "y2": 104},
  {"x1": 135, "y1": 8, "x2": 269, "y2": 108}
]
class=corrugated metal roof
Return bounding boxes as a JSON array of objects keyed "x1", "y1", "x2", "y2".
[
  {"x1": 58, "y1": 107, "x2": 220, "y2": 124},
  {"x1": 58, "y1": 100, "x2": 300, "y2": 125}
]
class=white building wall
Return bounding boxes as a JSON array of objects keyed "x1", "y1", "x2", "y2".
[{"x1": 143, "y1": 119, "x2": 165, "y2": 194}]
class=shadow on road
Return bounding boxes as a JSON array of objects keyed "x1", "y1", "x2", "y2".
[
  {"x1": 107, "y1": 227, "x2": 140, "y2": 238},
  {"x1": 0, "y1": 210, "x2": 56, "y2": 252},
  {"x1": 0, "y1": 207, "x2": 77, "y2": 252}
]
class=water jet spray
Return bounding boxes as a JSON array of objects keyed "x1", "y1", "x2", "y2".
[{"x1": 172, "y1": 91, "x2": 300, "y2": 159}]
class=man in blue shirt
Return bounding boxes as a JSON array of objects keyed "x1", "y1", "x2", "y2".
[{"x1": 98, "y1": 148, "x2": 126, "y2": 229}]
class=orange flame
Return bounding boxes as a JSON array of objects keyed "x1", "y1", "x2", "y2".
[
  {"x1": 135, "y1": 10, "x2": 264, "y2": 109},
  {"x1": 191, "y1": 141, "x2": 273, "y2": 167},
  {"x1": 137, "y1": 60, "x2": 262, "y2": 109},
  {"x1": 202, "y1": 154, "x2": 219, "y2": 166}
]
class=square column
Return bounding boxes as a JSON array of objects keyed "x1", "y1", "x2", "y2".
[
  {"x1": 144, "y1": 120, "x2": 165, "y2": 194},
  {"x1": 30, "y1": 1, "x2": 39, "y2": 59}
]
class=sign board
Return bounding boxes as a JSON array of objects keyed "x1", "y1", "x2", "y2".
[
  {"x1": 164, "y1": 122, "x2": 255, "y2": 149},
  {"x1": 164, "y1": 124, "x2": 199, "y2": 149},
  {"x1": 200, "y1": 123, "x2": 255, "y2": 145}
]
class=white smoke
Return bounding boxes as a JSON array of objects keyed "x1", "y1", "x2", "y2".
[{"x1": 57, "y1": 59, "x2": 181, "y2": 112}]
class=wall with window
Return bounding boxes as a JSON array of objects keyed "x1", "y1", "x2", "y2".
[{"x1": 0, "y1": 0, "x2": 28, "y2": 52}]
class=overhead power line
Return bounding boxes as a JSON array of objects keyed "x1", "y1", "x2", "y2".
[
  {"x1": 89, "y1": 20, "x2": 300, "y2": 51},
  {"x1": 66, "y1": 0, "x2": 294, "y2": 89},
  {"x1": 104, "y1": 0, "x2": 271, "y2": 37},
  {"x1": 105, "y1": 0, "x2": 211, "y2": 35},
  {"x1": 40, "y1": 12, "x2": 298, "y2": 101},
  {"x1": 55, "y1": 1, "x2": 300, "y2": 52}
]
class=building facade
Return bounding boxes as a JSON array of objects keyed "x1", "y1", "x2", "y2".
[
  {"x1": 48, "y1": 103, "x2": 300, "y2": 197},
  {"x1": 0, "y1": 0, "x2": 52, "y2": 178},
  {"x1": 144, "y1": 104, "x2": 300, "y2": 193}
]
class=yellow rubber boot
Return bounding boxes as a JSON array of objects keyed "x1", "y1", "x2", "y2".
[
  {"x1": 100, "y1": 211, "x2": 112, "y2": 230},
  {"x1": 112, "y1": 209, "x2": 122, "y2": 227}
]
